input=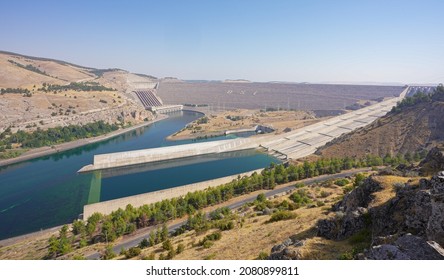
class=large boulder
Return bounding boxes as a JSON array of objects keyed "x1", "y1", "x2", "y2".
[
  {"x1": 419, "y1": 147, "x2": 444, "y2": 176},
  {"x1": 317, "y1": 176, "x2": 379, "y2": 240},
  {"x1": 364, "y1": 234, "x2": 444, "y2": 260},
  {"x1": 268, "y1": 238, "x2": 304, "y2": 260},
  {"x1": 426, "y1": 175, "x2": 444, "y2": 246}
]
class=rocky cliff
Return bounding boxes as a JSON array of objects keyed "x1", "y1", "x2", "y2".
[{"x1": 270, "y1": 171, "x2": 444, "y2": 260}]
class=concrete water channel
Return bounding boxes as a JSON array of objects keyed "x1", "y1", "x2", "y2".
[{"x1": 0, "y1": 111, "x2": 279, "y2": 240}]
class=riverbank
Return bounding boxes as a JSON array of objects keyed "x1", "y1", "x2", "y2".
[{"x1": 0, "y1": 114, "x2": 169, "y2": 167}]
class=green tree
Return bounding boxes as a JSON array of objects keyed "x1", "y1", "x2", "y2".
[
  {"x1": 102, "y1": 245, "x2": 116, "y2": 260},
  {"x1": 162, "y1": 239, "x2": 173, "y2": 251}
]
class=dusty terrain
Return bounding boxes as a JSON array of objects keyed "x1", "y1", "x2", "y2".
[
  {"x1": 317, "y1": 99, "x2": 444, "y2": 158},
  {"x1": 0, "y1": 52, "x2": 154, "y2": 134},
  {"x1": 169, "y1": 109, "x2": 320, "y2": 140}
]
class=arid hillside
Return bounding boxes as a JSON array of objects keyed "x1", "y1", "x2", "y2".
[
  {"x1": 317, "y1": 86, "x2": 444, "y2": 159},
  {"x1": 0, "y1": 51, "x2": 154, "y2": 133}
]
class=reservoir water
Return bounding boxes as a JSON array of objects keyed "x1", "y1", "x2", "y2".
[{"x1": 0, "y1": 111, "x2": 279, "y2": 240}]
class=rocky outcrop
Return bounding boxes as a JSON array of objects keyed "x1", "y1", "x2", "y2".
[
  {"x1": 268, "y1": 238, "x2": 305, "y2": 260},
  {"x1": 419, "y1": 147, "x2": 444, "y2": 176},
  {"x1": 315, "y1": 173, "x2": 444, "y2": 259},
  {"x1": 426, "y1": 175, "x2": 444, "y2": 245},
  {"x1": 317, "y1": 177, "x2": 379, "y2": 240},
  {"x1": 364, "y1": 234, "x2": 444, "y2": 260}
]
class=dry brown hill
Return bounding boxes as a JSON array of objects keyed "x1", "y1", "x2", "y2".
[
  {"x1": 317, "y1": 86, "x2": 444, "y2": 159},
  {"x1": 0, "y1": 51, "x2": 154, "y2": 134}
]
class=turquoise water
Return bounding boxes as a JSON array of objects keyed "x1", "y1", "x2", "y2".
[{"x1": 0, "y1": 111, "x2": 279, "y2": 240}]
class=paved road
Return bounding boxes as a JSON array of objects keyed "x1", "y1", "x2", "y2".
[{"x1": 86, "y1": 168, "x2": 370, "y2": 259}]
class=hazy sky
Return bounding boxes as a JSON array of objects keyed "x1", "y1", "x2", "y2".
[{"x1": 1, "y1": 0, "x2": 443, "y2": 84}]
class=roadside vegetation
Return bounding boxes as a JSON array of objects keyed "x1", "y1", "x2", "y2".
[{"x1": 42, "y1": 152, "x2": 422, "y2": 259}]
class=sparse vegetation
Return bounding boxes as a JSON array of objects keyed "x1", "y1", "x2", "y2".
[
  {"x1": 0, "y1": 87, "x2": 31, "y2": 95},
  {"x1": 334, "y1": 178, "x2": 349, "y2": 186},
  {"x1": 8, "y1": 59, "x2": 49, "y2": 76},
  {"x1": 267, "y1": 210, "x2": 297, "y2": 223},
  {"x1": 39, "y1": 81, "x2": 115, "y2": 92}
]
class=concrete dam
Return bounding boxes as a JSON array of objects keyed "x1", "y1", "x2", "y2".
[{"x1": 78, "y1": 86, "x2": 408, "y2": 174}]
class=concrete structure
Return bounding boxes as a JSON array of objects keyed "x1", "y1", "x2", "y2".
[
  {"x1": 79, "y1": 87, "x2": 408, "y2": 173},
  {"x1": 260, "y1": 86, "x2": 408, "y2": 159},
  {"x1": 78, "y1": 137, "x2": 258, "y2": 172},
  {"x1": 83, "y1": 168, "x2": 264, "y2": 219},
  {"x1": 225, "y1": 124, "x2": 274, "y2": 135},
  {"x1": 150, "y1": 104, "x2": 183, "y2": 114}
]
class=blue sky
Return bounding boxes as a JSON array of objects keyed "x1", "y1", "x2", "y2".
[{"x1": 1, "y1": 0, "x2": 443, "y2": 84}]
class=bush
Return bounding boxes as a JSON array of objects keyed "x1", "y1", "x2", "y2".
[
  {"x1": 102, "y1": 245, "x2": 116, "y2": 260},
  {"x1": 267, "y1": 210, "x2": 297, "y2": 223},
  {"x1": 139, "y1": 238, "x2": 149, "y2": 249},
  {"x1": 215, "y1": 220, "x2": 234, "y2": 231},
  {"x1": 162, "y1": 239, "x2": 173, "y2": 251},
  {"x1": 142, "y1": 252, "x2": 156, "y2": 260},
  {"x1": 256, "y1": 193, "x2": 266, "y2": 203},
  {"x1": 295, "y1": 182, "x2": 305, "y2": 188},
  {"x1": 209, "y1": 207, "x2": 231, "y2": 220},
  {"x1": 125, "y1": 247, "x2": 142, "y2": 259},
  {"x1": 334, "y1": 178, "x2": 349, "y2": 186},
  {"x1": 289, "y1": 189, "x2": 311, "y2": 205},
  {"x1": 257, "y1": 251, "x2": 269, "y2": 260},
  {"x1": 176, "y1": 243, "x2": 185, "y2": 254},
  {"x1": 202, "y1": 240, "x2": 214, "y2": 248},
  {"x1": 199, "y1": 231, "x2": 222, "y2": 248}
]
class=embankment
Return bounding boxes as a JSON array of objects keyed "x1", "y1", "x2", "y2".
[
  {"x1": 0, "y1": 115, "x2": 168, "y2": 167},
  {"x1": 83, "y1": 168, "x2": 264, "y2": 219}
]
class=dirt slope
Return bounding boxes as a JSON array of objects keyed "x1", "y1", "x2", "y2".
[{"x1": 317, "y1": 97, "x2": 444, "y2": 158}]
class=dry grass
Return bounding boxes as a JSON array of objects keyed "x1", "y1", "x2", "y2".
[
  {"x1": 137, "y1": 183, "x2": 345, "y2": 260},
  {"x1": 169, "y1": 109, "x2": 319, "y2": 140},
  {"x1": 370, "y1": 176, "x2": 412, "y2": 208}
]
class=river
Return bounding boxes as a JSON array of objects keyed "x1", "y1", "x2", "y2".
[{"x1": 0, "y1": 111, "x2": 279, "y2": 240}]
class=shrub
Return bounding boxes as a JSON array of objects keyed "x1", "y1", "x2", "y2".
[
  {"x1": 142, "y1": 252, "x2": 156, "y2": 260},
  {"x1": 215, "y1": 220, "x2": 234, "y2": 231},
  {"x1": 256, "y1": 193, "x2": 267, "y2": 203},
  {"x1": 139, "y1": 238, "x2": 149, "y2": 249},
  {"x1": 199, "y1": 231, "x2": 222, "y2": 248},
  {"x1": 289, "y1": 189, "x2": 311, "y2": 205},
  {"x1": 267, "y1": 210, "x2": 297, "y2": 223},
  {"x1": 257, "y1": 251, "x2": 269, "y2": 260},
  {"x1": 334, "y1": 178, "x2": 349, "y2": 186},
  {"x1": 162, "y1": 239, "x2": 173, "y2": 251},
  {"x1": 102, "y1": 245, "x2": 116, "y2": 260},
  {"x1": 176, "y1": 243, "x2": 185, "y2": 254},
  {"x1": 125, "y1": 247, "x2": 141, "y2": 259},
  {"x1": 202, "y1": 240, "x2": 214, "y2": 248}
]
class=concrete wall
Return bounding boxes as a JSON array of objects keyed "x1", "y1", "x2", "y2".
[
  {"x1": 83, "y1": 168, "x2": 264, "y2": 219},
  {"x1": 79, "y1": 137, "x2": 260, "y2": 172}
]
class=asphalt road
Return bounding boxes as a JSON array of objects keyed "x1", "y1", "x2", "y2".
[{"x1": 86, "y1": 168, "x2": 370, "y2": 259}]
